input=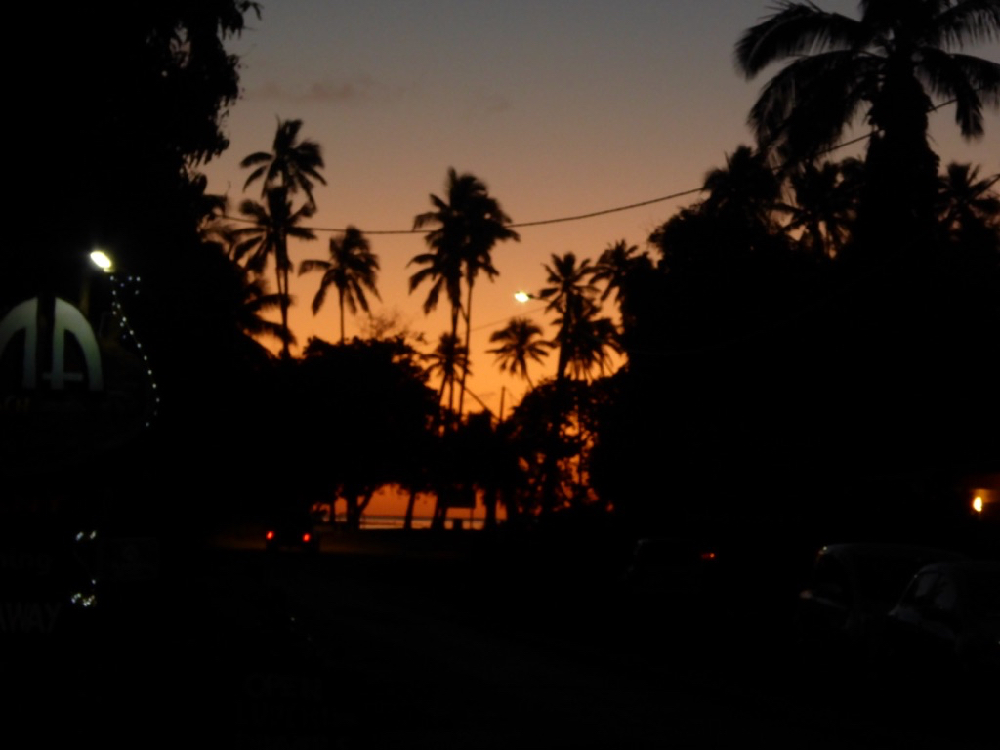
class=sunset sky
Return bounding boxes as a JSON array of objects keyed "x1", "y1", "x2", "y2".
[{"x1": 201, "y1": 0, "x2": 999, "y2": 426}]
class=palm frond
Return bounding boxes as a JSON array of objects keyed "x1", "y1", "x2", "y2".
[
  {"x1": 931, "y1": 0, "x2": 1000, "y2": 48},
  {"x1": 736, "y1": 2, "x2": 863, "y2": 77}
]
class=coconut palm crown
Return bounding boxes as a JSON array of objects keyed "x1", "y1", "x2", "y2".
[
  {"x1": 735, "y1": 0, "x2": 1000, "y2": 162},
  {"x1": 410, "y1": 168, "x2": 519, "y2": 415},
  {"x1": 241, "y1": 118, "x2": 327, "y2": 207},
  {"x1": 299, "y1": 226, "x2": 380, "y2": 344},
  {"x1": 487, "y1": 317, "x2": 552, "y2": 388}
]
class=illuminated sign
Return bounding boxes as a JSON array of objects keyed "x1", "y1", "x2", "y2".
[{"x1": 0, "y1": 298, "x2": 103, "y2": 392}]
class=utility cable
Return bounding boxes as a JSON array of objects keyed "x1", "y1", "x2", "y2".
[{"x1": 220, "y1": 93, "x2": 981, "y2": 236}]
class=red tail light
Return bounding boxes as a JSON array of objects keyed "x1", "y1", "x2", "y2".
[
  {"x1": 302, "y1": 533, "x2": 311, "y2": 543},
  {"x1": 266, "y1": 530, "x2": 275, "y2": 540},
  {"x1": 701, "y1": 552, "x2": 716, "y2": 560}
]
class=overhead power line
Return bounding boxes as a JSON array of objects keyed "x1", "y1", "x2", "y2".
[
  {"x1": 221, "y1": 139, "x2": 867, "y2": 236},
  {"x1": 224, "y1": 102, "x2": 983, "y2": 237},
  {"x1": 220, "y1": 185, "x2": 706, "y2": 235}
]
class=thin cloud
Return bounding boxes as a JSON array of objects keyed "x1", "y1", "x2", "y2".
[
  {"x1": 468, "y1": 91, "x2": 513, "y2": 118},
  {"x1": 249, "y1": 75, "x2": 409, "y2": 106},
  {"x1": 301, "y1": 77, "x2": 375, "y2": 104},
  {"x1": 482, "y1": 94, "x2": 512, "y2": 115}
]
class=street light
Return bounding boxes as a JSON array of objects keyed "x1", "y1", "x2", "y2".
[
  {"x1": 514, "y1": 290, "x2": 534, "y2": 303},
  {"x1": 90, "y1": 249, "x2": 113, "y2": 272}
]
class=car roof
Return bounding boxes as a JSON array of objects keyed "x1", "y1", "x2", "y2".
[
  {"x1": 817, "y1": 543, "x2": 967, "y2": 562},
  {"x1": 910, "y1": 560, "x2": 1000, "y2": 575}
]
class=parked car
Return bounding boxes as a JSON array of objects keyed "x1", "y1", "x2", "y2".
[
  {"x1": 794, "y1": 543, "x2": 967, "y2": 662},
  {"x1": 265, "y1": 518, "x2": 319, "y2": 554},
  {"x1": 882, "y1": 560, "x2": 1000, "y2": 679}
]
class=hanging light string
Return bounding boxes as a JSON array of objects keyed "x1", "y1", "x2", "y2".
[{"x1": 108, "y1": 273, "x2": 160, "y2": 428}]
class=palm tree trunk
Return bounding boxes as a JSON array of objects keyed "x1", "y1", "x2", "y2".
[
  {"x1": 403, "y1": 488, "x2": 418, "y2": 531},
  {"x1": 483, "y1": 487, "x2": 497, "y2": 531},
  {"x1": 339, "y1": 290, "x2": 346, "y2": 345},
  {"x1": 446, "y1": 307, "x2": 459, "y2": 415},
  {"x1": 277, "y1": 232, "x2": 291, "y2": 358},
  {"x1": 457, "y1": 281, "x2": 474, "y2": 417}
]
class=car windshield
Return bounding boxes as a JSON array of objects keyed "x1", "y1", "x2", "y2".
[{"x1": 853, "y1": 554, "x2": 932, "y2": 610}]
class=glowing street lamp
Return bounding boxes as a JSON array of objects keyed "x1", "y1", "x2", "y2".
[
  {"x1": 973, "y1": 495, "x2": 983, "y2": 515},
  {"x1": 514, "y1": 290, "x2": 534, "y2": 304},
  {"x1": 90, "y1": 249, "x2": 113, "y2": 273}
]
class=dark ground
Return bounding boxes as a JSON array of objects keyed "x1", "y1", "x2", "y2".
[{"x1": 5, "y1": 525, "x2": 996, "y2": 749}]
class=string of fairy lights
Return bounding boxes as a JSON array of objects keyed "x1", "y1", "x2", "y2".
[{"x1": 107, "y1": 272, "x2": 160, "y2": 428}]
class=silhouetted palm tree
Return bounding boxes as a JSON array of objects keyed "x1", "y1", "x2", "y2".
[
  {"x1": 539, "y1": 252, "x2": 597, "y2": 314},
  {"x1": 700, "y1": 145, "x2": 782, "y2": 241},
  {"x1": 539, "y1": 252, "x2": 599, "y2": 382},
  {"x1": 241, "y1": 118, "x2": 326, "y2": 208},
  {"x1": 235, "y1": 267, "x2": 295, "y2": 354},
  {"x1": 299, "y1": 226, "x2": 380, "y2": 344},
  {"x1": 487, "y1": 317, "x2": 551, "y2": 388},
  {"x1": 410, "y1": 168, "x2": 519, "y2": 415},
  {"x1": 779, "y1": 158, "x2": 863, "y2": 258},
  {"x1": 422, "y1": 332, "x2": 469, "y2": 411},
  {"x1": 936, "y1": 162, "x2": 1000, "y2": 269},
  {"x1": 937, "y1": 163, "x2": 1000, "y2": 235},
  {"x1": 232, "y1": 187, "x2": 316, "y2": 356},
  {"x1": 735, "y1": 0, "x2": 1000, "y2": 248},
  {"x1": 591, "y1": 240, "x2": 650, "y2": 303},
  {"x1": 554, "y1": 300, "x2": 621, "y2": 381}
]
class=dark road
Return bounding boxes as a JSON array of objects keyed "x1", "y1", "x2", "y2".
[{"x1": 7, "y1": 527, "x2": 995, "y2": 749}]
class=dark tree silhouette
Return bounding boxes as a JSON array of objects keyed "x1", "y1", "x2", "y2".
[
  {"x1": 234, "y1": 267, "x2": 295, "y2": 354},
  {"x1": 241, "y1": 118, "x2": 327, "y2": 208},
  {"x1": 299, "y1": 226, "x2": 380, "y2": 344},
  {"x1": 591, "y1": 240, "x2": 651, "y2": 304},
  {"x1": 296, "y1": 337, "x2": 438, "y2": 529},
  {"x1": 4, "y1": 1, "x2": 272, "y2": 531},
  {"x1": 778, "y1": 158, "x2": 863, "y2": 258},
  {"x1": 422, "y1": 333, "x2": 470, "y2": 415},
  {"x1": 937, "y1": 163, "x2": 1000, "y2": 239},
  {"x1": 701, "y1": 145, "x2": 783, "y2": 251},
  {"x1": 487, "y1": 317, "x2": 552, "y2": 388},
  {"x1": 735, "y1": 0, "x2": 1000, "y2": 255},
  {"x1": 232, "y1": 188, "x2": 317, "y2": 356},
  {"x1": 410, "y1": 169, "x2": 520, "y2": 415},
  {"x1": 935, "y1": 162, "x2": 1000, "y2": 281},
  {"x1": 539, "y1": 252, "x2": 599, "y2": 382},
  {"x1": 555, "y1": 304, "x2": 621, "y2": 382}
]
